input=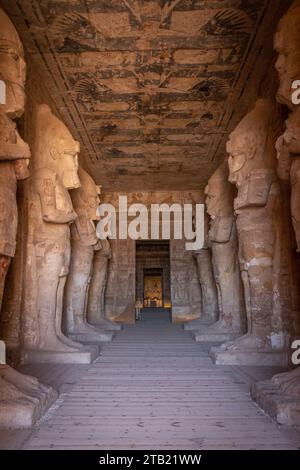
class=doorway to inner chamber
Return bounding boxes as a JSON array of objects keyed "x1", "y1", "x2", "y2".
[{"x1": 135, "y1": 241, "x2": 171, "y2": 310}]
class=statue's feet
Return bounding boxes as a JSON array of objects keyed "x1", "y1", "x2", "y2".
[
  {"x1": 218, "y1": 333, "x2": 269, "y2": 351},
  {"x1": 200, "y1": 320, "x2": 234, "y2": 335},
  {"x1": 72, "y1": 322, "x2": 99, "y2": 335},
  {"x1": 0, "y1": 377, "x2": 39, "y2": 404},
  {"x1": 56, "y1": 332, "x2": 85, "y2": 350},
  {"x1": 39, "y1": 336, "x2": 81, "y2": 353},
  {"x1": 0, "y1": 365, "x2": 39, "y2": 391},
  {"x1": 272, "y1": 368, "x2": 300, "y2": 397}
]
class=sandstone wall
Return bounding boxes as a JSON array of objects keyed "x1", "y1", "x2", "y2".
[{"x1": 101, "y1": 191, "x2": 203, "y2": 323}]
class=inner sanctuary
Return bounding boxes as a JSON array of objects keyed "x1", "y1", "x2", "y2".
[{"x1": 0, "y1": 0, "x2": 300, "y2": 450}]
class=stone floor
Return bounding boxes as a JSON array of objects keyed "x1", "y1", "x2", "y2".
[{"x1": 0, "y1": 309, "x2": 300, "y2": 450}]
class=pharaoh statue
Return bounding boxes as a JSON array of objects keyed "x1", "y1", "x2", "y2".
[
  {"x1": 194, "y1": 160, "x2": 246, "y2": 342},
  {"x1": 87, "y1": 235, "x2": 121, "y2": 331},
  {"x1": 252, "y1": 2, "x2": 300, "y2": 424},
  {"x1": 0, "y1": 9, "x2": 56, "y2": 427},
  {"x1": 211, "y1": 99, "x2": 288, "y2": 365},
  {"x1": 23, "y1": 104, "x2": 97, "y2": 363},
  {"x1": 274, "y1": 0, "x2": 300, "y2": 252},
  {"x1": 64, "y1": 168, "x2": 113, "y2": 342},
  {"x1": 184, "y1": 213, "x2": 219, "y2": 331}
]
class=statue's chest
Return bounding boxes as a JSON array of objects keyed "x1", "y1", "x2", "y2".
[{"x1": 55, "y1": 179, "x2": 73, "y2": 212}]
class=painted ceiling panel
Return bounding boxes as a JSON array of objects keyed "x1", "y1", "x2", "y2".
[{"x1": 0, "y1": 0, "x2": 289, "y2": 190}]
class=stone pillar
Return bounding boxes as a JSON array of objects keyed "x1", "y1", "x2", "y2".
[
  {"x1": 252, "y1": 2, "x2": 300, "y2": 425},
  {"x1": 194, "y1": 160, "x2": 246, "y2": 343},
  {"x1": 87, "y1": 238, "x2": 122, "y2": 331},
  {"x1": 183, "y1": 213, "x2": 219, "y2": 331},
  {"x1": 211, "y1": 99, "x2": 289, "y2": 366},
  {"x1": 21, "y1": 104, "x2": 98, "y2": 364},
  {"x1": 64, "y1": 167, "x2": 114, "y2": 342},
  {"x1": 0, "y1": 9, "x2": 57, "y2": 428}
]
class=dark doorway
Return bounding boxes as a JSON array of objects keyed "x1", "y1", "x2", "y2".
[
  {"x1": 136, "y1": 241, "x2": 171, "y2": 309},
  {"x1": 143, "y1": 269, "x2": 163, "y2": 307}
]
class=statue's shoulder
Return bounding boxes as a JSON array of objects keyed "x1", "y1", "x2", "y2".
[
  {"x1": 30, "y1": 168, "x2": 57, "y2": 196},
  {"x1": 32, "y1": 167, "x2": 56, "y2": 179}
]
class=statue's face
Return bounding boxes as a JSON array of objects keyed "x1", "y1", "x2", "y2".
[
  {"x1": 283, "y1": 108, "x2": 300, "y2": 154},
  {"x1": 51, "y1": 138, "x2": 80, "y2": 189},
  {"x1": 0, "y1": 20, "x2": 26, "y2": 118},
  {"x1": 274, "y1": 11, "x2": 300, "y2": 109},
  {"x1": 86, "y1": 188, "x2": 100, "y2": 220},
  {"x1": 226, "y1": 133, "x2": 248, "y2": 185},
  {"x1": 205, "y1": 182, "x2": 218, "y2": 218},
  {"x1": 60, "y1": 145, "x2": 81, "y2": 190}
]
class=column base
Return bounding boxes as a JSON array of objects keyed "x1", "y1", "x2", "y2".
[
  {"x1": 251, "y1": 379, "x2": 300, "y2": 426},
  {"x1": 183, "y1": 319, "x2": 214, "y2": 331},
  {"x1": 90, "y1": 319, "x2": 122, "y2": 331},
  {"x1": 0, "y1": 384, "x2": 57, "y2": 429},
  {"x1": 209, "y1": 346, "x2": 288, "y2": 366},
  {"x1": 194, "y1": 332, "x2": 237, "y2": 343},
  {"x1": 21, "y1": 345, "x2": 99, "y2": 364},
  {"x1": 69, "y1": 330, "x2": 114, "y2": 343}
]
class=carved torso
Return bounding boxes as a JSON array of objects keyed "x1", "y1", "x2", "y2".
[
  {"x1": 234, "y1": 169, "x2": 279, "y2": 232},
  {"x1": 0, "y1": 162, "x2": 17, "y2": 257},
  {"x1": 0, "y1": 113, "x2": 20, "y2": 257},
  {"x1": 70, "y1": 215, "x2": 98, "y2": 247},
  {"x1": 30, "y1": 167, "x2": 74, "y2": 243},
  {"x1": 209, "y1": 216, "x2": 234, "y2": 244}
]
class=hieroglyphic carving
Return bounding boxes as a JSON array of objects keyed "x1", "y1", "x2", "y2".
[{"x1": 0, "y1": 0, "x2": 272, "y2": 191}]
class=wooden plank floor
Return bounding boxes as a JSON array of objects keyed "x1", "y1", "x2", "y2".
[{"x1": 3, "y1": 309, "x2": 300, "y2": 450}]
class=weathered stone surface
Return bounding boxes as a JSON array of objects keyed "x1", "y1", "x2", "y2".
[
  {"x1": 102, "y1": 191, "x2": 202, "y2": 323},
  {"x1": 184, "y1": 213, "x2": 219, "y2": 331},
  {"x1": 21, "y1": 104, "x2": 96, "y2": 363},
  {"x1": 64, "y1": 167, "x2": 113, "y2": 343},
  {"x1": 87, "y1": 238, "x2": 121, "y2": 331},
  {"x1": 211, "y1": 99, "x2": 289, "y2": 366},
  {"x1": 0, "y1": 8, "x2": 57, "y2": 428},
  {"x1": 252, "y1": 367, "x2": 300, "y2": 426},
  {"x1": 253, "y1": 2, "x2": 300, "y2": 424},
  {"x1": 195, "y1": 160, "x2": 246, "y2": 343}
]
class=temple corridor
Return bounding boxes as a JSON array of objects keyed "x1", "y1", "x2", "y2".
[
  {"x1": 1, "y1": 310, "x2": 298, "y2": 450},
  {"x1": 2, "y1": 0, "x2": 300, "y2": 452}
]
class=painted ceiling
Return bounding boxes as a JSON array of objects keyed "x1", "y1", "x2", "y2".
[{"x1": 1, "y1": 0, "x2": 289, "y2": 190}]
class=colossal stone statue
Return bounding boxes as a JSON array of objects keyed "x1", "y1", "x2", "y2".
[
  {"x1": 211, "y1": 99, "x2": 288, "y2": 366},
  {"x1": 22, "y1": 104, "x2": 98, "y2": 363},
  {"x1": 0, "y1": 9, "x2": 57, "y2": 427},
  {"x1": 194, "y1": 160, "x2": 246, "y2": 343},
  {"x1": 0, "y1": 9, "x2": 30, "y2": 310},
  {"x1": 252, "y1": 2, "x2": 300, "y2": 426},
  {"x1": 64, "y1": 167, "x2": 113, "y2": 342},
  {"x1": 183, "y1": 213, "x2": 219, "y2": 331},
  {"x1": 87, "y1": 236, "x2": 121, "y2": 331}
]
